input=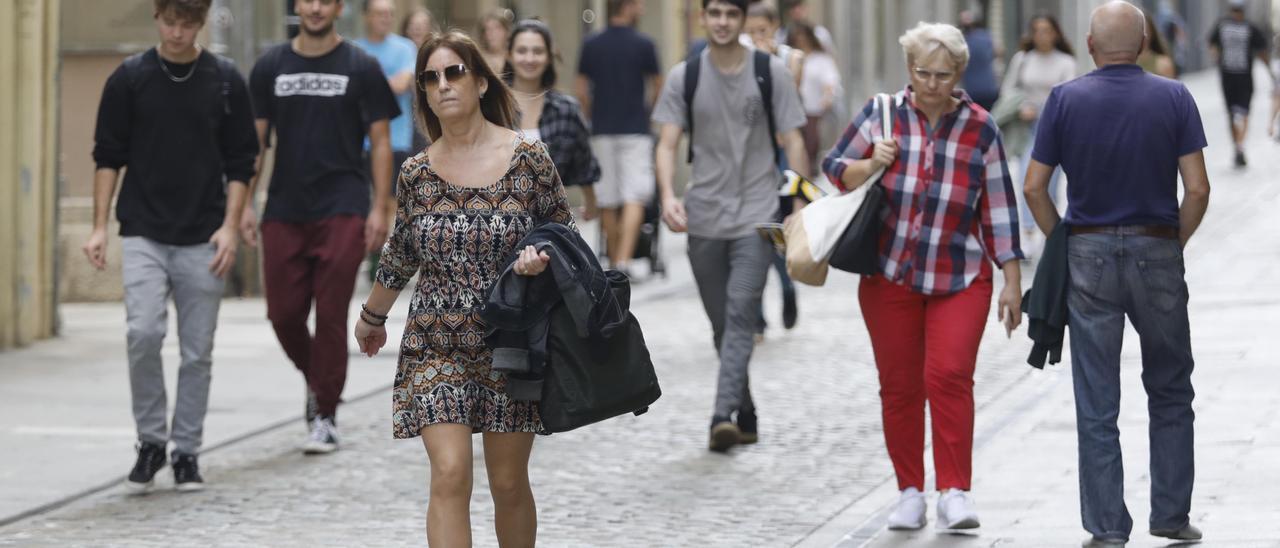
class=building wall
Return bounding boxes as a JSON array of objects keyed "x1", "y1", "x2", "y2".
[{"x1": 1, "y1": 0, "x2": 60, "y2": 349}]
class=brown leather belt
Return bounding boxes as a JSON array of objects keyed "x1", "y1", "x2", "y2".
[{"x1": 1068, "y1": 225, "x2": 1179, "y2": 240}]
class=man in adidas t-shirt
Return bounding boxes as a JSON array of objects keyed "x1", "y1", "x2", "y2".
[{"x1": 246, "y1": 0, "x2": 399, "y2": 455}]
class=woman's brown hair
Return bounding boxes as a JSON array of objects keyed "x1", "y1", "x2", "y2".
[{"x1": 414, "y1": 31, "x2": 518, "y2": 142}]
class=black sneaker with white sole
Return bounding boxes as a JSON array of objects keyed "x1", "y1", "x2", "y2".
[
  {"x1": 126, "y1": 441, "x2": 167, "y2": 494},
  {"x1": 171, "y1": 452, "x2": 205, "y2": 492},
  {"x1": 303, "y1": 416, "x2": 339, "y2": 455}
]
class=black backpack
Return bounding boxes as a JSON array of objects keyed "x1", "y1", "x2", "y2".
[
  {"x1": 121, "y1": 49, "x2": 238, "y2": 116},
  {"x1": 683, "y1": 49, "x2": 777, "y2": 164}
]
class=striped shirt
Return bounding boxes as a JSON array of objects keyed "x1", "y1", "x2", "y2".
[{"x1": 822, "y1": 87, "x2": 1023, "y2": 295}]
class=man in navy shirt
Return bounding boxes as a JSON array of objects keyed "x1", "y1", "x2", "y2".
[
  {"x1": 576, "y1": 0, "x2": 662, "y2": 276},
  {"x1": 1024, "y1": 2, "x2": 1211, "y2": 545}
]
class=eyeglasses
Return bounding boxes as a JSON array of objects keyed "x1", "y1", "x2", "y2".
[
  {"x1": 418, "y1": 64, "x2": 470, "y2": 90},
  {"x1": 911, "y1": 67, "x2": 956, "y2": 84}
]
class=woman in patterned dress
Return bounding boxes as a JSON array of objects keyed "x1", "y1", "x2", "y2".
[{"x1": 354, "y1": 31, "x2": 574, "y2": 547}]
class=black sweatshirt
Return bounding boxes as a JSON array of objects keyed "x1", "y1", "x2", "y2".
[{"x1": 93, "y1": 48, "x2": 259, "y2": 245}]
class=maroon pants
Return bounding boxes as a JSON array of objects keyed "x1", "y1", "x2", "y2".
[
  {"x1": 261, "y1": 215, "x2": 365, "y2": 417},
  {"x1": 858, "y1": 270, "x2": 993, "y2": 491}
]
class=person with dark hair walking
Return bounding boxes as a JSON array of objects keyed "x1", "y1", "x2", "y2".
[
  {"x1": 353, "y1": 30, "x2": 575, "y2": 546},
  {"x1": 959, "y1": 9, "x2": 1001, "y2": 111},
  {"x1": 505, "y1": 19, "x2": 601, "y2": 214},
  {"x1": 1024, "y1": 2, "x2": 1211, "y2": 544},
  {"x1": 245, "y1": 0, "x2": 400, "y2": 455},
  {"x1": 1004, "y1": 14, "x2": 1076, "y2": 255},
  {"x1": 577, "y1": 0, "x2": 663, "y2": 276},
  {"x1": 1209, "y1": 0, "x2": 1271, "y2": 167},
  {"x1": 86, "y1": 0, "x2": 258, "y2": 493},
  {"x1": 653, "y1": 0, "x2": 808, "y2": 453}
]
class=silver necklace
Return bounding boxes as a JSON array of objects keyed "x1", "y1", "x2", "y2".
[{"x1": 157, "y1": 47, "x2": 200, "y2": 83}]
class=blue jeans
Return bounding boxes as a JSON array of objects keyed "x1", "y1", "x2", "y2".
[{"x1": 1066, "y1": 233, "x2": 1196, "y2": 541}]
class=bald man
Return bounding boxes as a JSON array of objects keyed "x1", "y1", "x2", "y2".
[{"x1": 1023, "y1": 2, "x2": 1210, "y2": 546}]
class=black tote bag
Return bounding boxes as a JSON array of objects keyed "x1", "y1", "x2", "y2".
[{"x1": 829, "y1": 94, "x2": 893, "y2": 275}]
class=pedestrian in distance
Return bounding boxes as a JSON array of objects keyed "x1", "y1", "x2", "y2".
[
  {"x1": 244, "y1": 0, "x2": 400, "y2": 455},
  {"x1": 787, "y1": 21, "x2": 842, "y2": 181},
  {"x1": 356, "y1": 0, "x2": 419, "y2": 282},
  {"x1": 1003, "y1": 13, "x2": 1076, "y2": 257},
  {"x1": 576, "y1": 0, "x2": 663, "y2": 278},
  {"x1": 477, "y1": 8, "x2": 512, "y2": 76},
  {"x1": 653, "y1": 0, "x2": 809, "y2": 453},
  {"x1": 504, "y1": 19, "x2": 602, "y2": 218},
  {"x1": 1209, "y1": 0, "x2": 1271, "y2": 167},
  {"x1": 744, "y1": 3, "x2": 804, "y2": 87},
  {"x1": 1138, "y1": 9, "x2": 1177, "y2": 78},
  {"x1": 822, "y1": 21, "x2": 1024, "y2": 531},
  {"x1": 353, "y1": 30, "x2": 575, "y2": 547},
  {"x1": 402, "y1": 6, "x2": 435, "y2": 153},
  {"x1": 1023, "y1": 2, "x2": 1211, "y2": 545},
  {"x1": 85, "y1": 0, "x2": 259, "y2": 493},
  {"x1": 959, "y1": 8, "x2": 1001, "y2": 112}
]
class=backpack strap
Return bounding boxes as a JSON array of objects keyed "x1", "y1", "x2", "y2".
[
  {"x1": 211, "y1": 53, "x2": 238, "y2": 116},
  {"x1": 121, "y1": 50, "x2": 150, "y2": 96},
  {"x1": 683, "y1": 51, "x2": 701, "y2": 164},
  {"x1": 753, "y1": 50, "x2": 779, "y2": 165}
]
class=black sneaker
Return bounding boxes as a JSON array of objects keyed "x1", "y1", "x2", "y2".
[
  {"x1": 171, "y1": 452, "x2": 205, "y2": 492},
  {"x1": 305, "y1": 388, "x2": 319, "y2": 427},
  {"x1": 782, "y1": 288, "x2": 798, "y2": 330},
  {"x1": 736, "y1": 410, "x2": 758, "y2": 445},
  {"x1": 303, "y1": 416, "x2": 339, "y2": 455},
  {"x1": 126, "y1": 441, "x2": 167, "y2": 494},
  {"x1": 708, "y1": 416, "x2": 740, "y2": 453},
  {"x1": 1235, "y1": 150, "x2": 1247, "y2": 167}
]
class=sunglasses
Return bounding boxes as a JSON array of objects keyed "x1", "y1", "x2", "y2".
[{"x1": 417, "y1": 64, "x2": 470, "y2": 90}]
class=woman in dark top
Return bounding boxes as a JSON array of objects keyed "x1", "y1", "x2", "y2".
[
  {"x1": 504, "y1": 19, "x2": 601, "y2": 220},
  {"x1": 354, "y1": 31, "x2": 574, "y2": 545}
]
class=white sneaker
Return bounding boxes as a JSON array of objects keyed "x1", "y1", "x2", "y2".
[
  {"x1": 886, "y1": 487, "x2": 927, "y2": 530},
  {"x1": 302, "y1": 417, "x2": 339, "y2": 455},
  {"x1": 936, "y1": 489, "x2": 980, "y2": 530}
]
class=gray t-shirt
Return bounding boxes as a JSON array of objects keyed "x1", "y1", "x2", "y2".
[{"x1": 652, "y1": 48, "x2": 806, "y2": 240}]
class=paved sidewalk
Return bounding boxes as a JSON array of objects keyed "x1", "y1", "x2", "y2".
[{"x1": 1, "y1": 70, "x2": 1278, "y2": 547}]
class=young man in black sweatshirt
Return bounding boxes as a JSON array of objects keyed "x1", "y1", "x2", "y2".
[{"x1": 85, "y1": 0, "x2": 259, "y2": 493}]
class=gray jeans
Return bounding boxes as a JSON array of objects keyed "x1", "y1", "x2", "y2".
[
  {"x1": 1067, "y1": 233, "x2": 1196, "y2": 541},
  {"x1": 122, "y1": 236, "x2": 224, "y2": 455},
  {"x1": 688, "y1": 235, "x2": 772, "y2": 419}
]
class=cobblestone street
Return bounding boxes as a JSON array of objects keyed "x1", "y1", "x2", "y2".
[{"x1": 2, "y1": 71, "x2": 1279, "y2": 547}]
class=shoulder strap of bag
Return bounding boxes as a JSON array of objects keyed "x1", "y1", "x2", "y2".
[
  {"x1": 753, "y1": 50, "x2": 780, "y2": 165},
  {"x1": 862, "y1": 93, "x2": 893, "y2": 188},
  {"x1": 212, "y1": 53, "x2": 237, "y2": 116},
  {"x1": 683, "y1": 52, "x2": 701, "y2": 163}
]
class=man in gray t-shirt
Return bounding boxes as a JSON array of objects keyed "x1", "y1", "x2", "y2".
[{"x1": 653, "y1": 0, "x2": 808, "y2": 453}]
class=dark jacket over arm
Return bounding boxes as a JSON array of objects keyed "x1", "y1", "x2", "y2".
[{"x1": 1022, "y1": 222, "x2": 1069, "y2": 368}]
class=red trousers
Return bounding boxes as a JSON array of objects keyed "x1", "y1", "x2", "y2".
[
  {"x1": 858, "y1": 272, "x2": 992, "y2": 491},
  {"x1": 261, "y1": 215, "x2": 366, "y2": 417}
]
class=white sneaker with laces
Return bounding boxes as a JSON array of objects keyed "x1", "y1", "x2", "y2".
[
  {"x1": 886, "y1": 487, "x2": 927, "y2": 530},
  {"x1": 936, "y1": 489, "x2": 980, "y2": 530},
  {"x1": 302, "y1": 417, "x2": 339, "y2": 455}
]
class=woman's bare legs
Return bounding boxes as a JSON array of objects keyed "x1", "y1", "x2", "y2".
[
  {"x1": 421, "y1": 424, "x2": 475, "y2": 547},
  {"x1": 482, "y1": 431, "x2": 536, "y2": 548}
]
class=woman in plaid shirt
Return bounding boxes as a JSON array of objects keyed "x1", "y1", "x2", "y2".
[
  {"x1": 505, "y1": 19, "x2": 602, "y2": 219},
  {"x1": 821, "y1": 22, "x2": 1024, "y2": 531}
]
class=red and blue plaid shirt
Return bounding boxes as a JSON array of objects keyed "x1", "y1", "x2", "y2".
[{"x1": 822, "y1": 87, "x2": 1023, "y2": 296}]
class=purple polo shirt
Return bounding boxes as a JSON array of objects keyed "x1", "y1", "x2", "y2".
[{"x1": 1031, "y1": 64, "x2": 1206, "y2": 227}]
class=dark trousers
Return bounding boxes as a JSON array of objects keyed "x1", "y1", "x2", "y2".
[
  {"x1": 261, "y1": 215, "x2": 366, "y2": 417},
  {"x1": 1067, "y1": 233, "x2": 1196, "y2": 541}
]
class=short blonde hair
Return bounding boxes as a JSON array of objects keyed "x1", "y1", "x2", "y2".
[{"x1": 898, "y1": 22, "x2": 969, "y2": 72}]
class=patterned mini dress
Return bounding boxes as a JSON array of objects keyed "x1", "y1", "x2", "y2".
[{"x1": 376, "y1": 135, "x2": 574, "y2": 438}]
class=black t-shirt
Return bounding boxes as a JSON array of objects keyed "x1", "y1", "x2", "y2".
[
  {"x1": 577, "y1": 26, "x2": 660, "y2": 135},
  {"x1": 1209, "y1": 18, "x2": 1267, "y2": 76},
  {"x1": 250, "y1": 40, "x2": 400, "y2": 222},
  {"x1": 93, "y1": 48, "x2": 259, "y2": 246}
]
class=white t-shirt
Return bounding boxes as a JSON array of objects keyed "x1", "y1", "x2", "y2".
[
  {"x1": 799, "y1": 52, "x2": 841, "y2": 116},
  {"x1": 1005, "y1": 49, "x2": 1076, "y2": 108}
]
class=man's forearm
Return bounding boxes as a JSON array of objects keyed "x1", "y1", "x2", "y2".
[
  {"x1": 1023, "y1": 161, "x2": 1061, "y2": 235},
  {"x1": 781, "y1": 130, "x2": 809, "y2": 179},
  {"x1": 1178, "y1": 192, "x2": 1209, "y2": 246},
  {"x1": 370, "y1": 140, "x2": 393, "y2": 211},
  {"x1": 655, "y1": 140, "x2": 677, "y2": 201},
  {"x1": 223, "y1": 181, "x2": 249, "y2": 227},
  {"x1": 92, "y1": 167, "x2": 120, "y2": 231}
]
